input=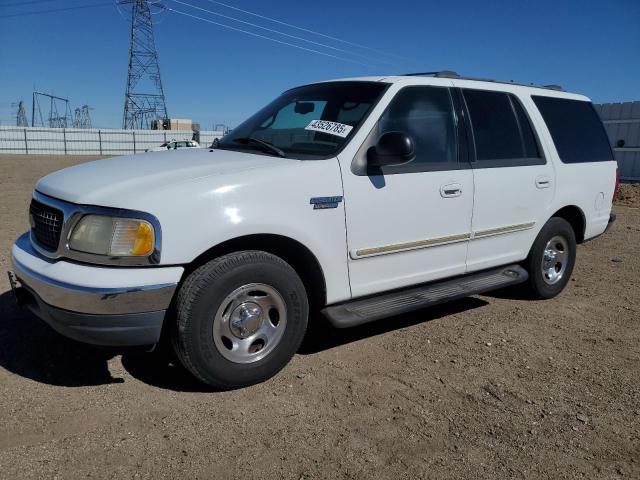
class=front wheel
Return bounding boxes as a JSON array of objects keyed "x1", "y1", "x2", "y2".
[
  {"x1": 172, "y1": 251, "x2": 309, "y2": 389},
  {"x1": 522, "y1": 217, "x2": 577, "y2": 299}
]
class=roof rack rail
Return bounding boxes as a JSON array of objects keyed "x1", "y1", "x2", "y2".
[
  {"x1": 404, "y1": 71, "x2": 460, "y2": 78},
  {"x1": 402, "y1": 71, "x2": 563, "y2": 91}
]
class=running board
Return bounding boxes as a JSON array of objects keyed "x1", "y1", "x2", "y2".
[{"x1": 322, "y1": 265, "x2": 528, "y2": 328}]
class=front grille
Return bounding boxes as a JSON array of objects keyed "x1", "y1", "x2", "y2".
[{"x1": 29, "y1": 199, "x2": 63, "y2": 250}]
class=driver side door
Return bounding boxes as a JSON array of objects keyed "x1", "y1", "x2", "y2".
[{"x1": 340, "y1": 85, "x2": 474, "y2": 298}]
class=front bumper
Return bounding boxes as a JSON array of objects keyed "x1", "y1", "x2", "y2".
[{"x1": 11, "y1": 232, "x2": 183, "y2": 346}]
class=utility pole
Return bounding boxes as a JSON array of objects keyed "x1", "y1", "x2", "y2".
[{"x1": 120, "y1": 0, "x2": 168, "y2": 129}]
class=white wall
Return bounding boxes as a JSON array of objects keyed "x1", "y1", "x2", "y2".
[
  {"x1": 0, "y1": 126, "x2": 225, "y2": 155},
  {"x1": 595, "y1": 102, "x2": 640, "y2": 182}
]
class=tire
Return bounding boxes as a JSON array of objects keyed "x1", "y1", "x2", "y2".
[
  {"x1": 172, "y1": 251, "x2": 309, "y2": 389},
  {"x1": 522, "y1": 217, "x2": 577, "y2": 299}
]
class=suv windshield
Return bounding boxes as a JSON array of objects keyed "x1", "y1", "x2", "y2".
[{"x1": 216, "y1": 81, "x2": 388, "y2": 159}]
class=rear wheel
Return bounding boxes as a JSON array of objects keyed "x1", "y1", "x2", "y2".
[
  {"x1": 522, "y1": 217, "x2": 576, "y2": 299},
  {"x1": 172, "y1": 251, "x2": 308, "y2": 389}
]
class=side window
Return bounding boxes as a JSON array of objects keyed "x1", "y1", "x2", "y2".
[
  {"x1": 512, "y1": 96, "x2": 540, "y2": 158},
  {"x1": 374, "y1": 86, "x2": 458, "y2": 173},
  {"x1": 463, "y1": 89, "x2": 543, "y2": 166},
  {"x1": 532, "y1": 96, "x2": 614, "y2": 163}
]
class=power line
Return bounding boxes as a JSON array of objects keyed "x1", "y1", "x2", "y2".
[
  {"x1": 0, "y1": 2, "x2": 112, "y2": 19},
  {"x1": 1, "y1": 0, "x2": 411, "y2": 69},
  {"x1": 170, "y1": 0, "x2": 402, "y2": 68},
  {"x1": 205, "y1": 0, "x2": 414, "y2": 63},
  {"x1": 167, "y1": 7, "x2": 377, "y2": 68},
  {"x1": 0, "y1": 0, "x2": 58, "y2": 8}
]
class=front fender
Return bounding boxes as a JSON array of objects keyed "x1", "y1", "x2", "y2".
[{"x1": 136, "y1": 158, "x2": 351, "y2": 304}]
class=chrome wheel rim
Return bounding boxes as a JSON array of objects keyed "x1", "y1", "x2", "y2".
[
  {"x1": 541, "y1": 235, "x2": 569, "y2": 285},
  {"x1": 213, "y1": 283, "x2": 287, "y2": 364}
]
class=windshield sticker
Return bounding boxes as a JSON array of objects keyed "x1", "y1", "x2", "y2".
[{"x1": 305, "y1": 120, "x2": 353, "y2": 138}]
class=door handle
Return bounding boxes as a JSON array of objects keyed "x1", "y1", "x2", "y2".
[
  {"x1": 440, "y1": 183, "x2": 462, "y2": 198},
  {"x1": 535, "y1": 175, "x2": 552, "y2": 189}
]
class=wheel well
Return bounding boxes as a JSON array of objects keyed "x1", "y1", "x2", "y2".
[
  {"x1": 183, "y1": 234, "x2": 327, "y2": 309},
  {"x1": 552, "y1": 206, "x2": 585, "y2": 243}
]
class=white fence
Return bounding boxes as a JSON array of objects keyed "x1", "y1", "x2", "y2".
[
  {"x1": 595, "y1": 102, "x2": 640, "y2": 183},
  {"x1": 0, "y1": 126, "x2": 225, "y2": 155}
]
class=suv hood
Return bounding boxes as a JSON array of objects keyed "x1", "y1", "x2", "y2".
[{"x1": 36, "y1": 148, "x2": 289, "y2": 206}]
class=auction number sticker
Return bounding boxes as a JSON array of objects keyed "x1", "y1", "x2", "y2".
[{"x1": 305, "y1": 120, "x2": 353, "y2": 138}]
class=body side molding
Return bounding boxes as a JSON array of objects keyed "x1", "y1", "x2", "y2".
[{"x1": 350, "y1": 222, "x2": 536, "y2": 260}]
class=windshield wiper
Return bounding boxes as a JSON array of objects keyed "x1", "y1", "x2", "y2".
[{"x1": 231, "y1": 137, "x2": 286, "y2": 158}]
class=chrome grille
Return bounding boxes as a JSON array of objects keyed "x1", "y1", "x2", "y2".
[{"x1": 29, "y1": 199, "x2": 63, "y2": 250}]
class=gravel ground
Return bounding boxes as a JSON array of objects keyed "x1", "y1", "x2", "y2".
[{"x1": 0, "y1": 155, "x2": 638, "y2": 479}]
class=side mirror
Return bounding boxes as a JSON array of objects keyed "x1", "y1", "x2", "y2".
[{"x1": 368, "y1": 131, "x2": 415, "y2": 167}]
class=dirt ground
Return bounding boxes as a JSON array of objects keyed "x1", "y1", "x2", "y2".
[
  {"x1": 0, "y1": 155, "x2": 638, "y2": 479},
  {"x1": 615, "y1": 182, "x2": 640, "y2": 207}
]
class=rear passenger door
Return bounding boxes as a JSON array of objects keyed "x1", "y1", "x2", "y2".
[{"x1": 458, "y1": 88, "x2": 555, "y2": 272}]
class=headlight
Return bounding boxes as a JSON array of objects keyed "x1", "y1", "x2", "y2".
[{"x1": 69, "y1": 215, "x2": 155, "y2": 257}]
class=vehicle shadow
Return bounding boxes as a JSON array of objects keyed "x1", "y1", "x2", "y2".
[
  {"x1": 0, "y1": 287, "x2": 211, "y2": 391},
  {"x1": 480, "y1": 284, "x2": 532, "y2": 301},
  {"x1": 0, "y1": 289, "x2": 124, "y2": 387},
  {"x1": 298, "y1": 296, "x2": 489, "y2": 355},
  {"x1": 120, "y1": 349, "x2": 216, "y2": 393},
  {"x1": 0, "y1": 287, "x2": 488, "y2": 392},
  {"x1": 119, "y1": 297, "x2": 489, "y2": 392}
]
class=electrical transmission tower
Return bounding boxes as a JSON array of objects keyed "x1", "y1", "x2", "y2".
[
  {"x1": 14, "y1": 101, "x2": 28, "y2": 127},
  {"x1": 120, "y1": 0, "x2": 168, "y2": 129},
  {"x1": 32, "y1": 91, "x2": 72, "y2": 128},
  {"x1": 73, "y1": 105, "x2": 93, "y2": 129}
]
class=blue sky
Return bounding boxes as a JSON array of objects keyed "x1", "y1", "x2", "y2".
[{"x1": 1, "y1": 0, "x2": 639, "y2": 129}]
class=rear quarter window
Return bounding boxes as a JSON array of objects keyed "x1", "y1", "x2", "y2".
[{"x1": 532, "y1": 96, "x2": 614, "y2": 163}]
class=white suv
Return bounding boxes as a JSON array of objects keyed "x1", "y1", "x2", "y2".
[{"x1": 10, "y1": 72, "x2": 618, "y2": 388}]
